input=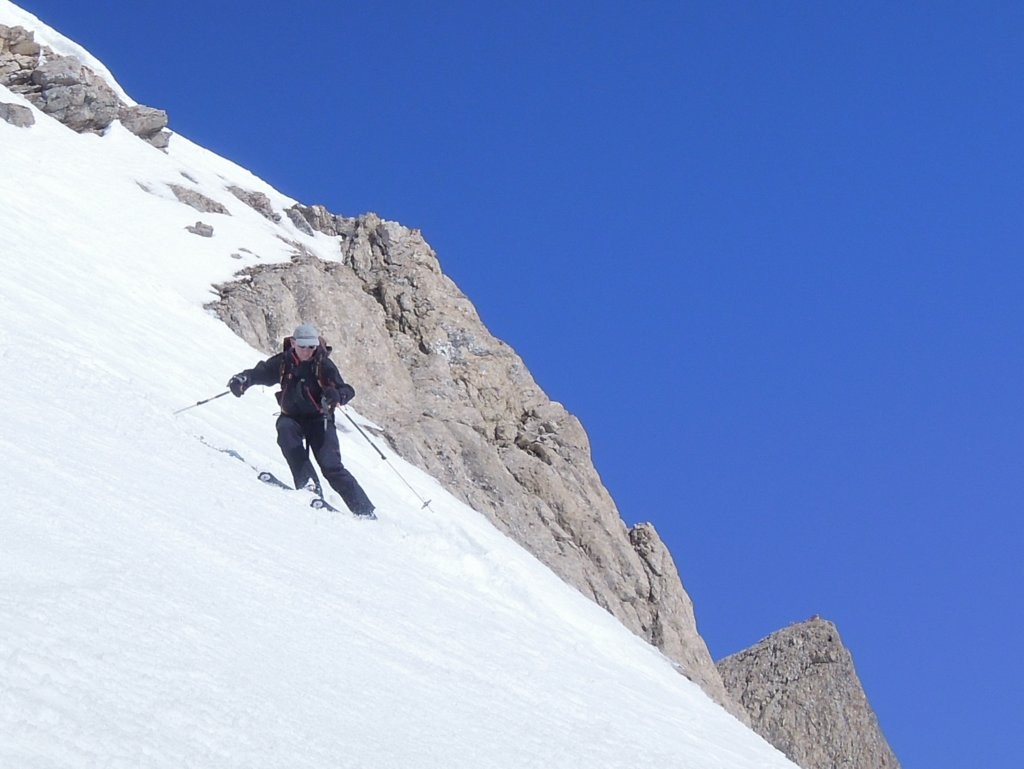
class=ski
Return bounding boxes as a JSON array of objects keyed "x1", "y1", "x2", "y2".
[
  {"x1": 201, "y1": 438, "x2": 377, "y2": 520},
  {"x1": 256, "y1": 470, "x2": 362, "y2": 517}
]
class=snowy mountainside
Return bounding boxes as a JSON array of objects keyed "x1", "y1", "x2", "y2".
[{"x1": 0, "y1": 5, "x2": 798, "y2": 767}]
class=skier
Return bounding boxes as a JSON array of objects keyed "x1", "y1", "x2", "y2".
[{"x1": 227, "y1": 323, "x2": 376, "y2": 518}]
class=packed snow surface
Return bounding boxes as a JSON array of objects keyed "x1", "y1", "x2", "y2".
[{"x1": 0, "y1": 3, "x2": 797, "y2": 766}]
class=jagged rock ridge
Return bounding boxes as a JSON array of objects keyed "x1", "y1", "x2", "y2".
[{"x1": 717, "y1": 618, "x2": 901, "y2": 769}]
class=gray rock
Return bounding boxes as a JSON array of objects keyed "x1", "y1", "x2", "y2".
[
  {"x1": 0, "y1": 101, "x2": 34, "y2": 127},
  {"x1": 119, "y1": 104, "x2": 169, "y2": 147},
  {"x1": 148, "y1": 129, "x2": 171, "y2": 150},
  {"x1": 286, "y1": 203, "x2": 347, "y2": 236},
  {"x1": 30, "y1": 56, "x2": 81, "y2": 88},
  {"x1": 186, "y1": 221, "x2": 214, "y2": 237},
  {"x1": 10, "y1": 37, "x2": 40, "y2": 56},
  {"x1": 169, "y1": 184, "x2": 230, "y2": 215},
  {"x1": 119, "y1": 104, "x2": 166, "y2": 136},
  {"x1": 228, "y1": 185, "x2": 281, "y2": 222},
  {"x1": 285, "y1": 205, "x2": 316, "y2": 236},
  {"x1": 207, "y1": 209, "x2": 746, "y2": 721},
  {"x1": 717, "y1": 617, "x2": 900, "y2": 769}
]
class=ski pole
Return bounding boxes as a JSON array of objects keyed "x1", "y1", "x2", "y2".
[
  {"x1": 341, "y1": 408, "x2": 387, "y2": 460},
  {"x1": 340, "y1": 407, "x2": 432, "y2": 510},
  {"x1": 172, "y1": 390, "x2": 230, "y2": 415}
]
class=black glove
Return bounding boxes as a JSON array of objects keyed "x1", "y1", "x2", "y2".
[
  {"x1": 336, "y1": 384, "x2": 355, "y2": 406},
  {"x1": 228, "y1": 373, "x2": 248, "y2": 397},
  {"x1": 322, "y1": 384, "x2": 354, "y2": 408}
]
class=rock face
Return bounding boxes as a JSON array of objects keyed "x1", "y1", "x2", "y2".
[
  {"x1": 0, "y1": 24, "x2": 169, "y2": 146},
  {"x1": 29, "y1": 54, "x2": 120, "y2": 132},
  {"x1": 208, "y1": 208, "x2": 746, "y2": 722},
  {"x1": 717, "y1": 618, "x2": 900, "y2": 769}
]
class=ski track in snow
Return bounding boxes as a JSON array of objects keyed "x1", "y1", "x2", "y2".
[{"x1": 0, "y1": 3, "x2": 798, "y2": 766}]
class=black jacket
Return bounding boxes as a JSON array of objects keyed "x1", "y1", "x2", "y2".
[{"x1": 243, "y1": 347, "x2": 353, "y2": 419}]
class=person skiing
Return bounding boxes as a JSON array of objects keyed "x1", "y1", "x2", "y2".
[{"x1": 227, "y1": 323, "x2": 376, "y2": 519}]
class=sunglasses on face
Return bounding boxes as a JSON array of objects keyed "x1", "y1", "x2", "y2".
[{"x1": 297, "y1": 344, "x2": 317, "y2": 350}]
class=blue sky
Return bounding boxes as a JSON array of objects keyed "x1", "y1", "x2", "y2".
[{"x1": 16, "y1": 1, "x2": 1023, "y2": 766}]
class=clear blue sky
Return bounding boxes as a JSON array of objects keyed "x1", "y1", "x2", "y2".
[{"x1": 17, "y1": 1, "x2": 1023, "y2": 766}]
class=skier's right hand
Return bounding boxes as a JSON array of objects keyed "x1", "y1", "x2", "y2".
[{"x1": 228, "y1": 373, "x2": 248, "y2": 397}]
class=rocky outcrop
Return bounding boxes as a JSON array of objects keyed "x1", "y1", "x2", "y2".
[
  {"x1": 717, "y1": 618, "x2": 900, "y2": 769},
  {"x1": 28, "y1": 54, "x2": 120, "y2": 132},
  {"x1": 0, "y1": 100, "x2": 32, "y2": 126},
  {"x1": 0, "y1": 24, "x2": 169, "y2": 146},
  {"x1": 207, "y1": 209, "x2": 746, "y2": 722}
]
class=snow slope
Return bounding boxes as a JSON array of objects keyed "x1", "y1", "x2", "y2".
[{"x1": 0, "y1": 5, "x2": 798, "y2": 767}]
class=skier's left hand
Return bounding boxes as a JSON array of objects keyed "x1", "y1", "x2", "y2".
[
  {"x1": 336, "y1": 384, "x2": 355, "y2": 406},
  {"x1": 323, "y1": 385, "x2": 354, "y2": 408}
]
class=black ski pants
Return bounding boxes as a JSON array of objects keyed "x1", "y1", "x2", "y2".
[{"x1": 276, "y1": 414, "x2": 375, "y2": 516}]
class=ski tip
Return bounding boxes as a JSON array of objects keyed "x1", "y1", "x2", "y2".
[
  {"x1": 309, "y1": 497, "x2": 340, "y2": 513},
  {"x1": 308, "y1": 497, "x2": 377, "y2": 520}
]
